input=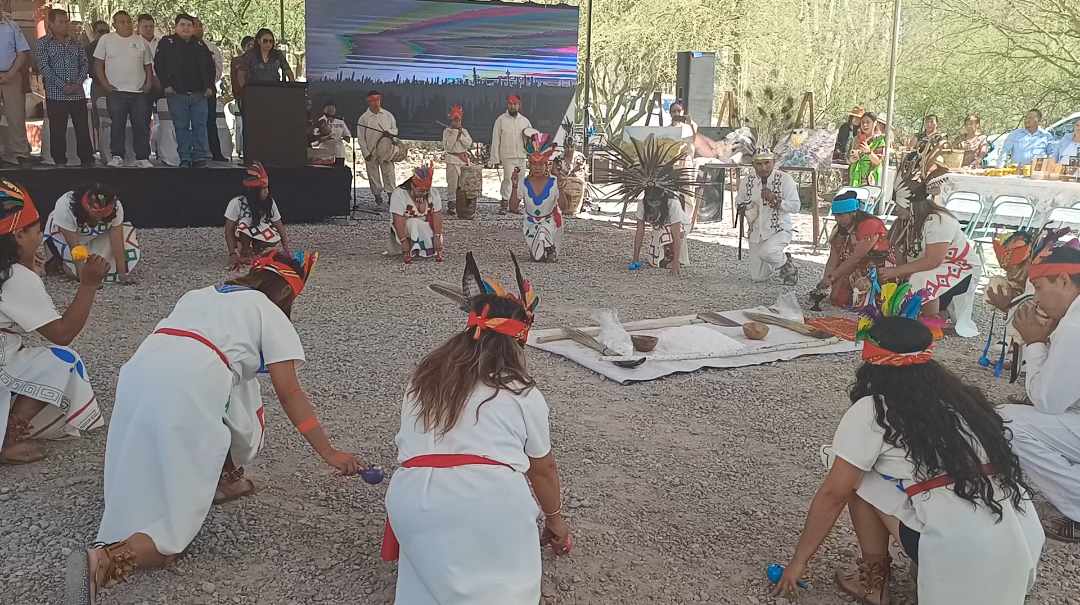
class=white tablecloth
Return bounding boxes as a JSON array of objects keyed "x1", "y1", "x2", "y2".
[{"x1": 942, "y1": 174, "x2": 1080, "y2": 224}]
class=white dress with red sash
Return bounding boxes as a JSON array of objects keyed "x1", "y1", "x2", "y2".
[
  {"x1": 386, "y1": 382, "x2": 552, "y2": 604},
  {"x1": 95, "y1": 285, "x2": 304, "y2": 555}
]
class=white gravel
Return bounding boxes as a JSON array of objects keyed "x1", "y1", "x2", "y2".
[{"x1": 2, "y1": 188, "x2": 1078, "y2": 605}]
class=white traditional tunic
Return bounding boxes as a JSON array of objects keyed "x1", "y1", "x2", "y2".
[
  {"x1": 999, "y1": 294, "x2": 1080, "y2": 521},
  {"x1": 357, "y1": 108, "x2": 398, "y2": 200},
  {"x1": 442, "y1": 126, "x2": 474, "y2": 201},
  {"x1": 326, "y1": 117, "x2": 351, "y2": 160},
  {"x1": 0, "y1": 265, "x2": 102, "y2": 447},
  {"x1": 832, "y1": 396, "x2": 1044, "y2": 604},
  {"x1": 42, "y1": 193, "x2": 141, "y2": 281},
  {"x1": 520, "y1": 175, "x2": 563, "y2": 261},
  {"x1": 491, "y1": 112, "x2": 532, "y2": 201},
  {"x1": 737, "y1": 169, "x2": 800, "y2": 281},
  {"x1": 96, "y1": 285, "x2": 304, "y2": 555},
  {"x1": 386, "y1": 382, "x2": 552, "y2": 604},
  {"x1": 906, "y1": 213, "x2": 982, "y2": 337},
  {"x1": 389, "y1": 187, "x2": 443, "y2": 258},
  {"x1": 224, "y1": 195, "x2": 283, "y2": 245},
  {"x1": 637, "y1": 198, "x2": 690, "y2": 267}
]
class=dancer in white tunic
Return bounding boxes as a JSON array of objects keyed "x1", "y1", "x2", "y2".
[
  {"x1": 511, "y1": 132, "x2": 562, "y2": 262},
  {"x1": 880, "y1": 175, "x2": 982, "y2": 337},
  {"x1": 774, "y1": 308, "x2": 1043, "y2": 604},
  {"x1": 357, "y1": 90, "x2": 398, "y2": 205},
  {"x1": 385, "y1": 252, "x2": 571, "y2": 604},
  {"x1": 998, "y1": 242, "x2": 1080, "y2": 543},
  {"x1": 67, "y1": 251, "x2": 366, "y2": 605},
  {"x1": 0, "y1": 182, "x2": 110, "y2": 464},
  {"x1": 441, "y1": 104, "x2": 473, "y2": 213},
  {"x1": 489, "y1": 95, "x2": 532, "y2": 213},
  {"x1": 737, "y1": 149, "x2": 800, "y2": 284},
  {"x1": 224, "y1": 162, "x2": 291, "y2": 268},
  {"x1": 42, "y1": 183, "x2": 139, "y2": 284},
  {"x1": 389, "y1": 163, "x2": 445, "y2": 263}
]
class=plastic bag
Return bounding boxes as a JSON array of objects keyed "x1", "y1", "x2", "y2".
[
  {"x1": 771, "y1": 291, "x2": 805, "y2": 323},
  {"x1": 592, "y1": 309, "x2": 633, "y2": 356}
]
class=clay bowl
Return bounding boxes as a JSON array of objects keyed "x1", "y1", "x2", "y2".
[{"x1": 631, "y1": 335, "x2": 659, "y2": 352}]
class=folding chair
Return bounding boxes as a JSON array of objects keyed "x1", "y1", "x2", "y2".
[
  {"x1": 972, "y1": 196, "x2": 1036, "y2": 265},
  {"x1": 943, "y1": 191, "x2": 985, "y2": 237},
  {"x1": 1046, "y1": 206, "x2": 1080, "y2": 231},
  {"x1": 1072, "y1": 200, "x2": 1080, "y2": 209}
]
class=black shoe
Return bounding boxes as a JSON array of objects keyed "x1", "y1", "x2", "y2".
[
  {"x1": 17, "y1": 157, "x2": 32, "y2": 167},
  {"x1": 81, "y1": 161, "x2": 96, "y2": 168},
  {"x1": 211, "y1": 156, "x2": 228, "y2": 162},
  {"x1": 179, "y1": 161, "x2": 192, "y2": 168},
  {"x1": 0, "y1": 160, "x2": 19, "y2": 169},
  {"x1": 192, "y1": 160, "x2": 208, "y2": 168}
]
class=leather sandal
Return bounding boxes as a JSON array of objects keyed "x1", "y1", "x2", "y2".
[
  {"x1": 64, "y1": 541, "x2": 137, "y2": 605},
  {"x1": 213, "y1": 466, "x2": 257, "y2": 505},
  {"x1": 836, "y1": 554, "x2": 891, "y2": 605},
  {"x1": 1, "y1": 416, "x2": 45, "y2": 465}
]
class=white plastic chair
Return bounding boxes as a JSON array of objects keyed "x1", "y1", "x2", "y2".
[
  {"x1": 972, "y1": 196, "x2": 1036, "y2": 265},
  {"x1": 1046, "y1": 206, "x2": 1080, "y2": 230},
  {"x1": 944, "y1": 191, "x2": 985, "y2": 237}
]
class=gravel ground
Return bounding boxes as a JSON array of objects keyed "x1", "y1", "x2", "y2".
[{"x1": 2, "y1": 190, "x2": 1079, "y2": 605}]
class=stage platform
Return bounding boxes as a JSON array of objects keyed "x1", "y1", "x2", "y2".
[{"x1": 5, "y1": 162, "x2": 350, "y2": 228}]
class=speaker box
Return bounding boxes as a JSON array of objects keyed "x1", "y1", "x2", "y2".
[
  {"x1": 696, "y1": 164, "x2": 726, "y2": 222},
  {"x1": 243, "y1": 82, "x2": 308, "y2": 168},
  {"x1": 675, "y1": 51, "x2": 716, "y2": 128}
]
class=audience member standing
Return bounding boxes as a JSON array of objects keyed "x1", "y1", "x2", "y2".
[
  {"x1": 136, "y1": 14, "x2": 159, "y2": 89},
  {"x1": 85, "y1": 19, "x2": 110, "y2": 143},
  {"x1": 193, "y1": 18, "x2": 226, "y2": 162},
  {"x1": 357, "y1": 90, "x2": 398, "y2": 205},
  {"x1": 0, "y1": 8, "x2": 31, "y2": 167},
  {"x1": 229, "y1": 36, "x2": 255, "y2": 159},
  {"x1": 94, "y1": 11, "x2": 153, "y2": 168},
  {"x1": 240, "y1": 28, "x2": 294, "y2": 86},
  {"x1": 153, "y1": 14, "x2": 214, "y2": 168},
  {"x1": 35, "y1": 9, "x2": 93, "y2": 167}
]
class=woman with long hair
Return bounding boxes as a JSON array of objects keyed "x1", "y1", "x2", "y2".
[
  {"x1": 955, "y1": 113, "x2": 989, "y2": 168},
  {"x1": 66, "y1": 250, "x2": 365, "y2": 604},
  {"x1": 511, "y1": 131, "x2": 562, "y2": 262},
  {"x1": 0, "y1": 180, "x2": 109, "y2": 464},
  {"x1": 224, "y1": 161, "x2": 290, "y2": 269},
  {"x1": 240, "y1": 27, "x2": 294, "y2": 85},
  {"x1": 389, "y1": 163, "x2": 445, "y2": 263},
  {"x1": 42, "y1": 182, "x2": 140, "y2": 284},
  {"x1": 819, "y1": 190, "x2": 892, "y2": 308},
  {"x1": 773, "y1": 309, "x2": 1044, "y2": 604},
  {"x1": 383, "y1": 252, "x2": 570, "y2": 604},
  {"x1": 881, "y1": 176, "x2": 982, "y2": 336},
  {"x1": 848, "y1": 112, "x2": 885, "y2": 186}
]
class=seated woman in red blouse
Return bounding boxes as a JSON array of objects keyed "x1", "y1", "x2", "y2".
[{"x1": 818, "y1": 190, "x2": 892, "y2": 308}]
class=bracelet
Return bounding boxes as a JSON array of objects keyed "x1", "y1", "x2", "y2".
[
  {"x1": 295, "y1": 417, "x2": 320, "y2": 434},
  {"x1": 543, "y1": 507, "x2": 562, "y2": 519}
]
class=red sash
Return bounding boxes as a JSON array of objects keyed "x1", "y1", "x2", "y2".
[
  {"x1": 904, "y1": 464, "x2": 996, "y2": 497},
  {"x1": 153, "y1": 328, "x2": 229, "y2": 368},
  {"x1": 380, "y1": 454, "x2": 511, "y2": 561}
]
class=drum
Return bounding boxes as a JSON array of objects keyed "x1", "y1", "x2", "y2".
[
  {"x1": 460, "y1": 165, "x2": 483, "y2": 200},
  {"x1": 391, "y1": 142, "x2": 409, "y2": 163},
  {"x1": 456, "y1": 188, "x2": 477, "y2": 219},
  {"x1": 559, "y1": 176, "x2": 586, "y2": 215}
]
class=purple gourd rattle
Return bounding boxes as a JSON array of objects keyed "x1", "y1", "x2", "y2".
[
  {"x1": 767, "y1": 563, "x2": 809, "y2": 588},
  {"x1": 359, "y1": 466, "x2": 385, "y2": 485}
]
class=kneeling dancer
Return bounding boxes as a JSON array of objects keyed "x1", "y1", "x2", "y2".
[
  {"x1": 224, "y1": 162, "x2": 291, "y2": 268},
  {"x1": 390, "y1": 163, "x2": 445, "y2": 263},
  {"x1": 384, "y1": 252, "x2": 571, "y2": 604},
  {"x1": 1, "y1": 182, "x2": 109, "y2": 464},
  {"x1": 43, "y1": 183, "x2": 140, "y2": 284},
  {"x1": 774, "y1": 298, "x2": 1043, "y2": 603},
  {"x1": 67, "y1": 251, "x2": 364, "y2": 604},
  {"x1": 738, "y1": 147, "x2": 800, "y2": 284},
  {"x1": 818, "y1": 190, "x2": 892, "y2": 308}
]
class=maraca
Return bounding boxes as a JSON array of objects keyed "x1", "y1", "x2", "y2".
[
  {"x1": 70, "y1": 245, "x2": 89, "y2": 263},
  {"x1": 767, "y1": 563, "x2": 809, "y2": 588},
  {"x1": 359, "y1": 466, "x2": 384, "y2": 485}
]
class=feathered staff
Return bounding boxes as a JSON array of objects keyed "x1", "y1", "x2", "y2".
[{"x1": 856, "y1": 266, "x2": 927, "y2": 342}]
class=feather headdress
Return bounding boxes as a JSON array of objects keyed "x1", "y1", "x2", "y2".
[
  {"x1": 448, "y1": 104, "x2": 464, "y2": 120},
  {"x1": 855, "y1": 267, "x2": 934, "y2": 365},
  {"x1": 603, "y1": 135, "x2": 698, "y2": 203},
  {"x1": 455, "y1": 252, "x2": 539, "y2": 344},
  {"x1": 525, "y1": 131, "x2": 557, "y2": 164},
  {"x1": 411, "y1": 162, "x2": 434, "y2": 190}
]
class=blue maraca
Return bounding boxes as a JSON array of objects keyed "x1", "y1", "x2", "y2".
[
  {"x1": 359, "y1": 466, "x2": 384, "y2": 485},
  {"x1": 628, "y1": 261, "x2": 643, "y2": 271},
  {"x1": 767, "y1": 563, "x2": 809, "y2": 588}
]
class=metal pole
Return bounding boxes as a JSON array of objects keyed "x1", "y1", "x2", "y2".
[
  {"x1": 581, "y1": 0, "x2": 593, "y2": 141},
  {"x1": 279, "y1": 0, "x2": 286, "y2": 45},
  {"x1": 880, "y1": 0, "x2": 902, "y2": 197}
]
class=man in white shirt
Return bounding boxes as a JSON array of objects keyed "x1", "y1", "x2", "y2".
[
  {"x1": 442, "y1": 104, "x2": 473, "y2": 212},
  {"x1": 93, "y1": 10, "x2": 153, "y2": 167},
  {"x1": 357, "y1": 90, "x2": 398, "y2": 205},
  {"x1": 1055, "y1": 125, "x2": 1079, "y2": 165},
  {"x1": 999, "y1": 243, "x2": 1080, "y2": 543},
  {"x1": 193, "y1": 17, "x2": 226, "y2": 161},
  {"x1": 737, "y1": 150, "x2": 801, "y2": 284},
  {"x1": 489, "y1": 95, "x2": 532, "y2": 213}
]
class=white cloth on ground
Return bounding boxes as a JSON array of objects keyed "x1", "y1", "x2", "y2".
[
  {"x1": 43, "y1": 194, "x2": 141, "y2": 280},
  {"x1": 224, "y1": 195, "x2": 282, "y2": 244},
  {"x1": 387, "y1": 382, "x2": 551, "y2": 604},
  {"x1": 390, "y1": 187, "x2": 443, "y2": 257},
  {"x1": 0, "y1": 265, "x2": 102, "y2": 447},
  {"x1": 95, "y1": 286, "x2": 304, "y2": 555},
  {"x1": 637, "y1": 198, "x2": 690, "y2": 267},
  {"x1": 832, "y1": 395, "x2": 1044, "y2": 604},
  {"x1": 520, "y1": 175, "x2": 562, "y2": 260}
]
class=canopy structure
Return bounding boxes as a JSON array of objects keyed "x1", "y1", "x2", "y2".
[{"x1": 880, "y1": 0, "x2": 903, "y2": 191}]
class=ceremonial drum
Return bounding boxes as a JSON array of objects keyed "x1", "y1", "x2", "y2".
[
  {"x1": 461, "y1": 165, "x2": 483, "y2": 198},
  {"x1": 559, "y1": 176, "x2": 586, "y2": 215},
  {"x1": 391, "y1": 141, "x2": 409, "y2": 163}
]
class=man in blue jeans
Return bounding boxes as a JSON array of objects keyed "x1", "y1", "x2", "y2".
[
  {"x1": 153, "y1": 14, "x2": 214, "y2": 167},
  {"x1": 93, "y1": 10, "x2": 153, "y2": 167}
]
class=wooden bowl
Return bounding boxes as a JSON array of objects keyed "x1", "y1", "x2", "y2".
[{"x1": 631, "y1": 335, "x2": 659, "y2": 352}]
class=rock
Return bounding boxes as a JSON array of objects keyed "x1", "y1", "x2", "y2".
[{"x1": 201, "y1": 582, "x2": 216, "y2": 594}]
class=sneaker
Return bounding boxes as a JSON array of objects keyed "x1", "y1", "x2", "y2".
[
  {"x1": 135, "y1": 159, "x2": 154, "y2": 168},
  {"x1": 107, "y1": 156, "x2": 123, "y2": 167}
]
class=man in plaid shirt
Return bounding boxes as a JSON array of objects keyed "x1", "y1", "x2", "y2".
[{"x1": 35, "y1": 8, "x2": 93, "y2": 167}]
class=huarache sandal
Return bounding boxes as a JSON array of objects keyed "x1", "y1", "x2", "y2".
[
  {"x1": 1042, "y1": 512, "x2": 1080, "y2": 543},
  {"x1": 213, "y1": 466, "x2": 257, "y2": 505},
  {"x1": 836, "y1": 554, "x2": 891, "y2": 605},
  {"x1": 0, "y1": 416, "x2": 45, "y2": 464},
  {"x1": 65, "y1": 541, "x2": 137, "y2": 605}
]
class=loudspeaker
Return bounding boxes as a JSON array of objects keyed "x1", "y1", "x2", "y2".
[
  {"x1": 675, "y1": 51, "x2": 716, "y2": 128},
  {"x1": 696, "y1": 164, "x2": 726, "y2": 222},
  {"x1": 243, "y1": 82, "x2": 308, "y2": 168}
]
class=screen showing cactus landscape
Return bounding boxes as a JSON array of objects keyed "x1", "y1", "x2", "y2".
[{"x1": 306, "y1": 0, "x2": 579, "y2": 143}]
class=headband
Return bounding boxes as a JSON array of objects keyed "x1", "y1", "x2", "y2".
[
  {"x1": 831, "y1": 191, "x2": 860, "y2": 215},
  {"x1": 243, "y1": 161, "x2": 269, "y2": 189},
  {"x1": 466, "y1": 304, "x2": 531, "y2": 344},
  {"x1": 0, "y1": 181, "x2": 38, "y2": 235},
  {"x1": 1028, "y1": 262, "x2": 1080, "y2": 280},
  {"x1": 80, "y1": 190, "x2": 116, "y2": 221},
  {"x1": 367, "y1": 92, "x2": 382, "y2": 99},
  {"x1": 411, "y1": 162, "x2": 434, "y2": 190},
  {"x1": 507, "y1": 95, "x2": 521, "y2": 104},
  {"x1": 458, "y1": 252, "x2": 539, "y2": 344},
  {"x1": 448, "y1": 104, "x2": 464, "y2": 120},
  {"x1": 861, "y1": 340, "x2": 933, "y2": 366},
  {"x1": 252, "y1": 250, "x2": 318, "y2": 297}
]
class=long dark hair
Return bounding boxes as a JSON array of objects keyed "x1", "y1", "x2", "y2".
[
  {"x1": 850, "y1": 317, "x2": 1030, "y2": 520},
  {"x1": 0, "y1": 234, "x2": 20, "y2": 289},
  {"x1": 243, "y1": 188, "x2": 274, "y2": 227},
  {"x1": 69, "y1": 183, "x2": 119, "y2": 227},
  {"x1": 642, "y1": 187, "x2": 683, "y2": 226},
  {"x1": 409, "y1": 294, "x2": 535, "y2": 438},
  {"x1": 224, "y1": 251, "x2": 304, "y2": 317}
]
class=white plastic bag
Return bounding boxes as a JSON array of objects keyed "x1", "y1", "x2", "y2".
[
  {"x1": 592, "y1": 309, "x2": 633, "y2": 356},
  {"x1": 771, "y1": 292, "x2": 805, "y2": 323}
]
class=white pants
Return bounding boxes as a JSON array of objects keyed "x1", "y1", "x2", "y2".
[
  {"x1": 366, "y1": 160, "x2": 396, "y2": 201},
  {"x1": 999, "y1": 404, "x2": 1080, "y2": 521},
  {"x1": 500, "y1": 159, "x2": 526, "y2": 201},
  {"x1": 446, "y1": 162, "x2": 463, "y2": 202},
  {"x1": 749, "y1": 230, "x2": 792, "y2": 282}
]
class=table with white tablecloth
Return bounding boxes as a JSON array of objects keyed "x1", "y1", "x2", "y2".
[{"x1": 942, "y1": 173, "x2": 1080, "y2": 226}]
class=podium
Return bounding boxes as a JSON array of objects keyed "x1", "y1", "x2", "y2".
[{"x1": 242, "y1": 82, "x2": 308, "y2": 167}]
